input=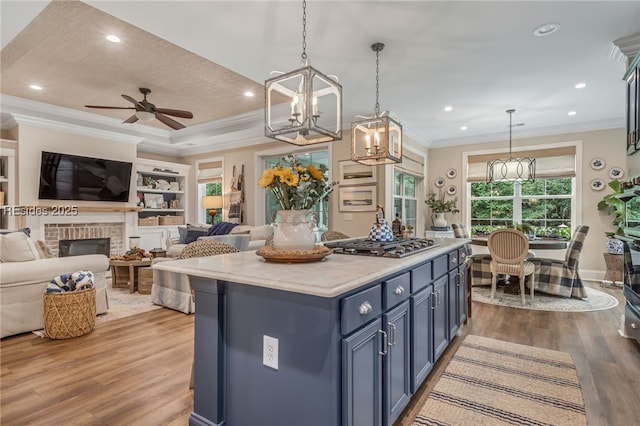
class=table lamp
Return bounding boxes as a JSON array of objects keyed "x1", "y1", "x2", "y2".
[{"x1": 202, "y1": 195, "x2": 223, "y2": 222}]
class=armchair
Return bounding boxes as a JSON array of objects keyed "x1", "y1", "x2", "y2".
[{"x1": 529, "y1": 225, "x2": 589, "y2": 299}]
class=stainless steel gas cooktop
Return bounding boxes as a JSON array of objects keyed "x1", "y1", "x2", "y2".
[{"x1": 323, "y1": 237, "x2": 439, "y2": 258}]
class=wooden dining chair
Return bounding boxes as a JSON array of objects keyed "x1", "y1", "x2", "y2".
[{"x1": 487, "y1": 228, "x2": 535, "y2": 305}]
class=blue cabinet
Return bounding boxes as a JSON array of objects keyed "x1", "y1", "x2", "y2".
[
  {"x1": 383, "y1": 300, "x2": 412, "y2": 425},
  {"x1": 342, "y1": 318, "x2": 384, "y2": 426},
  {"x1": 432, "y1": 275, "x2": 449, "y2": 362},
  {"x1": 410, "y1": 285, "x2": 434, "y2": 392},
  {"x1": 457, "y1": 264, "x2": 468, "y2": 326}
]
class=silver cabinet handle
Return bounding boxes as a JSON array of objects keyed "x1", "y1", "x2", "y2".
[
  {"x1": 457, "y1": 271, "x2": 463, "y2": 287},
  {"x1": 452, "y1": 257, "x2": 457, "y2": 264},
  {"x1": 632, "y1": 322, "x2": 638, "y2": 330},
  {"x1": 436, "y1": 289, "x2": 441, "y2": 306},
  {"x1": 461, "y1": 252, "x2": 466, "y2": 258},
  {"x1": 431, "y1": 291, "x2": 437, "y2": 310},
  {"x1": 378, "y1": 330, "x2": 388, "y2": 356},
  {"x1": 394, "y1": 285, "x2": 405, "y2": 296},
  {"x1": 359, "y1": 301, "x2": 372, "y2": 315},
  {"x1": 388, "y1": 322, "x2": 397, "y2": 346}
]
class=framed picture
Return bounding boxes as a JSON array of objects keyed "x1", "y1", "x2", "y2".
[
  {"x1": 339, "y1": 185, "x2": 377, "y2": 211},
  {"x1": 144, "y1": 193, "x2": 164, "y2": 209},
  {"x1": 339, "y1": 160, "x2": 377, "y2": 185}
]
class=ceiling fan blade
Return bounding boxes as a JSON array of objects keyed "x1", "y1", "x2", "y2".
[
  {"x1": 85, "y1": 105, "x2": 136, "y2": 110},
  {"x1": 121, "y1": 94, "x2": 144, "y2": 109},
  {"x1": 155, "y1": 112, "x2": 185, "y2": 130},
  {"x1": 123, "y1": 114, "x2": 138, "y2": 124},
  {"x1": 155, "y1": 108, "x2": 193, "y2": 119}
]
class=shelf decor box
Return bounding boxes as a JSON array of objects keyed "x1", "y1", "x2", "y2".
[
  {"x1": 159, "y1": 215, "x2": 184, "y2": 225},
  {"x1": 138, "y1": 216, "x2": 159, "y2": 226}
]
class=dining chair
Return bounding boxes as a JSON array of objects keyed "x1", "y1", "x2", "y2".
[
  {"x1": 321, "y1": 230, "x2": 350, "y2": 241},
  {"x1": 529, "y1": 226, "x2": 589, "y2": 299},
  {"x1": 487, "y1": 228, "x2": 535, "y2": 305}
]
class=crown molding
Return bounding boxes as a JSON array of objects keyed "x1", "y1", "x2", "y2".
[{"x1": 612, "y1": 33, "x2": 640, "y2": 62}]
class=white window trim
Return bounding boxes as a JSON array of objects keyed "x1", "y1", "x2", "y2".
[{"x1": 195, "y1": 156, "x2": 224, "y2": 224}]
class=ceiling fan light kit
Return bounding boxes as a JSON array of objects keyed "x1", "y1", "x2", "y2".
[
  {"x1": 486, "y1": 109, "x2": 536, "y2": 183},
  {"x1": 264, "y1": 0, "x2": 342, "y2": 146},
  {"x1": 85, "y1": 87, "x2": 193, "y2": 130},
  {"x1": 351, "y1": 42, "x2": 403, "y2": 166}
]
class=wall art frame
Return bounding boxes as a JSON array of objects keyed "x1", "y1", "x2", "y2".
[
  {"x1": 339, "y1": 160, "x2": 377, "y2": 185},
  {"x1": 339, "y1": 185, "x2": 377, "y2": 212}
]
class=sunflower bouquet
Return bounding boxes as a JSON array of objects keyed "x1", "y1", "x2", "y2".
[{"x1": 258, "y1": 154, "x2": 337, "y2": 210}]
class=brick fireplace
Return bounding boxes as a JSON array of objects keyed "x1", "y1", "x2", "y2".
[{"x1": 44, "y1": 222, "x2": 125, "y2": 257}]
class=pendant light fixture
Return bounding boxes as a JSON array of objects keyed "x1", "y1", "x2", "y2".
[
  {"x1": 486, "y1": 109, "x2": 535, "y2": 183},
  {"x1": 264, "y1": 0, "x2": 342, "y2": 146},
  {"x1": 351, "y1": 42, "x2": 402, "y2": 165}
]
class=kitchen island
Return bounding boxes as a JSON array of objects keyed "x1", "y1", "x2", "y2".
[{"x1": 153, "y1": 238, "x2": 469, "y2": 426}]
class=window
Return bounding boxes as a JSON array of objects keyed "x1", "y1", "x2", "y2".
[
  {"x1": 263, "y1": 151, "x2": 330, "y2": 230},
  {"x1": 200, "y1": 181, "x2": 223, "y2": 225},
  {"x1": 196, "y1": 158, "x2": 223, "y2": 225},
  {"x1": 469, "y1": 177, "x2": 574, "y2": 239},
  {"x1": 393, "y1": 171, "x2": 417, "y2": 232}
]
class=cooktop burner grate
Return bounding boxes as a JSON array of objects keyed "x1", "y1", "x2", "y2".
[{"x1": 323, "y1": 237, "x2": 439, "y2": 258}]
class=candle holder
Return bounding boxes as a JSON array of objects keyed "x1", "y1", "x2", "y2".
[{"x1": 129, "y1": 236, "x2": 141, "y2": 250}]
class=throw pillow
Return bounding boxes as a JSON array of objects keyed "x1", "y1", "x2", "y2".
[
  {"x1": 206, "y1": 223, "x2": 224, "y2": 236},
  {"x1": 177, "y1": 226, "x2": 188, "y2": 244},
  {"x1": 185, "y1": 224, "x2": 210, "y2": 244},
  {"x1": 35, "y1": 240, "x2": 54, "y2": 259},
  {"x1": 250, "y1": 225, "x2": 274, "y2": 241},
  {"x1": 229, "y1": 225, "x2": 252, "y2": 235},
  {"x1": 0, "y1": 232, "x2": 40, "y2": 262},
  {"x1": 215, "y1": 222, "x2": 237, "y2": 235}
]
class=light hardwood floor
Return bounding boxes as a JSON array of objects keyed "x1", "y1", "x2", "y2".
[{"x1": 1, "y1": 282, "x2": 638, "y2": 426}]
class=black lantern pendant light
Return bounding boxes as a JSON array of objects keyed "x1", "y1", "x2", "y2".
[
  {"x1": 351, "y1": 42, "x2": 402, "y2": 165},
  {"x1": 486, "y1": 109, "x2": 535, "y2": 183},
  {"x1": 264, "y1": 0, "x2": 342, "y2": 146}
]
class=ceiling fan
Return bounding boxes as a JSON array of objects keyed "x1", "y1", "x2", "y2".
[{"x1": 84, "y1": 87, "x2": 193, "y2": 130}]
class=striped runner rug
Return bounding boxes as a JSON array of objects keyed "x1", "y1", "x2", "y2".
[{"x1": 413, "y1": 335, "x2": 587, "y2": 426}]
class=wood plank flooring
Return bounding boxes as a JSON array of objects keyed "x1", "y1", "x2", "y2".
[{"x1": 1, "y1": 282, "x2": 638, "y2": 426}]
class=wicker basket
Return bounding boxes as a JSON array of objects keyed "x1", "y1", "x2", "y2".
[
  {"x1": 137, "y1": 267, "x2": 153, "y2": 294},
  {"x1": 159, "y1": 215, "x2": 184, "y2": 225},
  {"x1": 139, "y1": 216, "x2": 159, "y2": 226},
  {"x1": 43, "y1": 287, "x2": 96, "y2": 339}
]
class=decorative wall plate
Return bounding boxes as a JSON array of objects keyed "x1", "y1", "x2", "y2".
[
  {"x1": 608, "y1": 167, "x2": 624, "y2": 179},
  {"x1": 446, "y1": 168, "x2": 457, "y2": 179},
  {"x1": 590, "y1": 158, "x2": 605, "y2": 170},
  {"x1": 590, "y1": 179, "x2": 605, "y2": 191},
  {"x1": 434, "y1": 177, "x2": 445, "y2": 188},
  {"x1": 446, "y1": 185, "x2": 457, "y2": 195}
]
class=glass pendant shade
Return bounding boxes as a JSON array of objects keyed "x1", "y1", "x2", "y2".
[
  {"x1": 351, "y1": 114, "x2": 402, "y2": 165},
  {"x1": 265, "y1": 64, "x2": 342, "y2": 145}
]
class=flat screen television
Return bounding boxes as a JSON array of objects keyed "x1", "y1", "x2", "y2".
[{"x1": 38, "y1": 151, "x2": 132, "y2": 202}]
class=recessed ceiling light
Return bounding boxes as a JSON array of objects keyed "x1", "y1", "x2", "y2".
[
  {"x1": 575, "y1": 82, "x2": 586, "y2": 89},
  {"x1": 106, "y1": 34, "x2": 121, "y2": 43},
  {"x1": 533, "y1": 22, "x2": 560, "y2": 37},
  {"x1": 444, "y1": 106, "x2": 453, "y2": 112},
  {"x1": 568, "y1": 111, "x2": 577, "y2": 116},
  {"x1": 460, "y1": 126, "x2": 467, "y2": 131},
  {"x1": 244, "y1": 91, "x2": 255, "y2": 97},
  {"x1": 29, "y1": 84, "x2": 43, "y2": 91}
]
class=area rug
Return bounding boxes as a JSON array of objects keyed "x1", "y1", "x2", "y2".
[
  {"x1": 95, "y1": 283, "x2": 161, "y2": 324},
  {"x1": 472, "y1": 285, "x2": 618, "y2": 312},
  {"x1": 412, "y1": 335, "x2": 586, "y2": 426}
]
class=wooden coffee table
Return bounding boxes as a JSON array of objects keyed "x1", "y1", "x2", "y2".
[{"x1": 109, "y1": 258, "x2": 153, "y2": 293}]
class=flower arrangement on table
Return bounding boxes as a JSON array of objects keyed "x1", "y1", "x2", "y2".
[
  {"x1": 425, "y1": 190, "x2": 459, "y2": 214},
  {"x1": 257, "y1": 154, "x2": 337, "y2": 210}
]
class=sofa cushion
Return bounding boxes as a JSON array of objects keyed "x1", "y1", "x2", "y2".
[
  {"x1": 250, "y1": 225, "x2": 273, "y2": 241},
  {"x1": 177, "y1": 226, "x2": 188, "y2": 244},
  {"x1": 207, "y1": 221, "x2": 238, "y2": 236},
  {"x1": 230, "y1": 225, "x2": 252, "y2": 235},
  {"x1": 0, "y1": 227, "x2": 31, "y2": 237},
  {"x1": 184, "y1": 224, "x2": 210, "y2": 244},
  {"x1": 0, "y1": 232, "x2": 40, "y2": 262}
]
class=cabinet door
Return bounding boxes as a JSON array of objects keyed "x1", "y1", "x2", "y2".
[
  {"x1": 457, "y1": 265, "x2": 468, "y2": 326},
  {"x1": 410, "y1": 285, "x2": 433, "y2": 393},
  {"x1": 448, "y1": 270, "x2": 459, "y2": 339},
  {"x1": 383, "y1": 300, "x2": 411, "y2": 426},
  {"x1": 137, "y1": 228, "x2": 164, "y2": 250},
  {"x1": 342, "y1": 319, "x2": 384, "y2": 426},
  {"x1": 433, "y1": 275, "x2": 448, "y2": 362}
]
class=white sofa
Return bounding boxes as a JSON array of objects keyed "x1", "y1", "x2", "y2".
[
  {"x1": 165, "y1": 224, "x2": 273, "y2": 257},
  {"x1": 0, "y1": 254, "x2": 109, "y2": 338}
]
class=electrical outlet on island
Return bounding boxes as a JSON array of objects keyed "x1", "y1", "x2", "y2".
[{"x1": 263, "y1": 335, "x2": 279, "y2": 370}]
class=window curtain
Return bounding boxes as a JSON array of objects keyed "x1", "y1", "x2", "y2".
[
  {"x1": 197, "y1": 160, "x2": 223, "y2": 184},
  {"x1": 466, "y1": 146, "x2": 576, "y2": 182},
  {"x1": 395, "y1": 150, "x2": 425, "y2": 177}
]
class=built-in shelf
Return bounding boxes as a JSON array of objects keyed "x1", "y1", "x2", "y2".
[
  {"x1": 141, "y1": 208, "x2": 185, "y2": 213},
  {"x1": 136, "y1": 187, "x2": 184, "y2": 194},
  {"x1": 23, "y1": 206, "x2": 143, "y2": 213}
]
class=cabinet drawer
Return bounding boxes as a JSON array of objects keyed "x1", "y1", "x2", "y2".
[
  {"x1": 341, "y1": 285, "x2": 382, "y2": 335},
  {"x1": 448, "y1": 251, "x2": 460, "y2": 270},
  {"x1": 411, "y1": 262, "x2": 432, "y2": 293},
  {"x1": 383, "y1": 272, "x2": 411, "y2": 309},
  {"x1": 433, "y1": 255, "x2": 448, "y2": 279},
  {"x1": 459, "y1": 248, "x2": 469, "y2": 265},
  {"x1": 625, "y1": 303, "x2": 640, "y2": 343}
]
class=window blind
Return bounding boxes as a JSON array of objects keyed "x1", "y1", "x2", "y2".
[
  {"x1": 395, "y1": 150, "x2": 425, "y2": 177},
  {"x1": 197, "y1": 160, "x2": 223, "y2": 184},
  {"x1": 467, "y1": 146, "x2": 576, "y2": 182}
]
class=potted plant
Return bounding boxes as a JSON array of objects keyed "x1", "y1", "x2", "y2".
[
  {"x1": 597, "y1": 180, "x2": 625, "y2": 254},
  {"x1": 425, "y1": 190, "x2": 459, "y2": 228}
]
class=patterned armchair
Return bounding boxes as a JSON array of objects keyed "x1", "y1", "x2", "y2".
[
  {"x1": 151, "y1": 240, "x2": 240, "y2": 313},
  {"x1": 529, "y1": 226, "x2": 589, "y2": 299}
]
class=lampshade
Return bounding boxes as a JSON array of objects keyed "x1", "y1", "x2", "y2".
[
  {"x1": 486, "y1": 109, "x2": 536, "y2": 183},
  {"x1": 351, "y1": 42, "x2": 402, "y2": 165},
  {"x1": 202, "y1": 195, "x2": 223, "y2": 209},
  {"x1": 136, "y1": 110, "x2": 155, "y2": 121},
  {"x1": 264, "y1": 0, "x2": 342, "y2": 146}
]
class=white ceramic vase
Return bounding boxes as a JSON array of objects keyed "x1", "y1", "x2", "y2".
[
  {"x1": 433, "y1": 212, "x2": 448, "y2": 228},
  {"x1": 272, "y1": 209, "x2": 317, "y2": 251}
]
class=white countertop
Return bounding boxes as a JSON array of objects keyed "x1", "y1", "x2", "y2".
[{"x1": 153, "y1": 239, "x2": 468, "y2": 298}]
